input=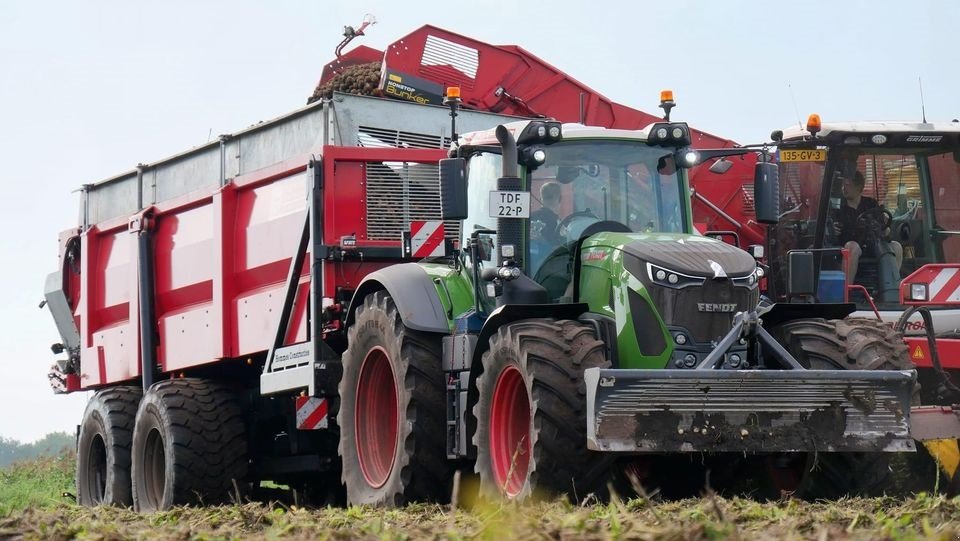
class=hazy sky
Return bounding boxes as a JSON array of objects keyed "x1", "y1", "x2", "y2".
[{"x1": 1, "y1": 1, "x2": 957, "y2": 442}]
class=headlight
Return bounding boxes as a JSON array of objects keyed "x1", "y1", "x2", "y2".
[
  {"x1": 646, "y1": 263, "x2": 705, "y2": 289},
  {"x1": 656, "y1": 127, "x2": 668, "y2": 139},
  {"x1": 672, "y1": 127, "x2": 684, "y2": 139},
  {"x1": 910, "y1": 283, "x2": 928, "y2": 301}
]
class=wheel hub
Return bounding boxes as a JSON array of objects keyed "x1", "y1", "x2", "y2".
[
  {"x1": 489, "y1": 365, "x2": 531, "y2": 498},
  {"x1": 355, "y1": 346, "x2": 399, "y2": 489}
]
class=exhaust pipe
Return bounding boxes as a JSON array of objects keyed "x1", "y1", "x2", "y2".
[{"x1": 495, "y1": 126, "x2": 522, "y2": 267}]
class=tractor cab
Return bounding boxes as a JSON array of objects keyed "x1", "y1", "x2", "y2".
[
  {"x1": 767, "y1": 117, "x2": 960, "y2": 317},
  {"x1": 442, "y1": 118, "x2": 698, "y2": 310}
]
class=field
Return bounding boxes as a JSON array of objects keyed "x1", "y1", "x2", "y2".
[{"x1": 4, "y1": 453, "x2": 960, "y2": 540}]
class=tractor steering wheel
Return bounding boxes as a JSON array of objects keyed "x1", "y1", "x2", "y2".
[
  {"x1": 556, "y1": 210, "x2": 600, "y2": 242},
  {"x1": 857, "y1": 207, "x2": 894, "y2": 241}
]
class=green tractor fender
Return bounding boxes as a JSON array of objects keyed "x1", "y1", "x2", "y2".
[{"x1": 346, "y1": 263, "x2": 452, "y2": 333}]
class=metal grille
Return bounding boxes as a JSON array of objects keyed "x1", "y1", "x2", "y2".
[
  {"x1": 740, "y1": 183, "x2": 755, "y2": 215},
  {"x1": 357, "y1": 125, "x2": 451, "y2": 149},
  {"x1": 365, "y1": 162, "x2": 461, "y2": 242},
  {"x1": 419, "y1": 35, "x2": 479, "y2": 90}
]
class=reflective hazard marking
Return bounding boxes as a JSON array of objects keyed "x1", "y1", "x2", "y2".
[
  {"x1": 913, "y1": 346, "x2": 925, "y2": 360},
  {"x1": 295, "y1": 397, "x2": 328, "y2": 430},
  {"x1": 409, "y1": 220, "x2": 446, "y2": 258}
]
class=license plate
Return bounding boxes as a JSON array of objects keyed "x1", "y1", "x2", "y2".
[
  {"x1": 488, "y1": 191, "x2": 531, "y2": 218},
  {"x1": 779, "y1": 149, "x2": 826, "y2": 162}
]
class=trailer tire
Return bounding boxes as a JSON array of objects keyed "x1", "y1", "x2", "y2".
[
  {"x1": 76, "y1": 386, "x2": 142, "y2": 506},
  {"x1": 338, "y1": 291, "x2": 449, "y2": 506},
  {"x1": 131, "y1": 379, "x2": 248, "y2": 512},
  {"x1": 771, "y1": 317, "x2": 917, "y2": 499},
  {"x1": 473, "y1": 319, "x2": 612, "y2": 501}
]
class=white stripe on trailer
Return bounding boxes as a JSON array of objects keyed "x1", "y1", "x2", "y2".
[
  {"x1": 929, "y1": 268, "x2": 958, "y2": 300},
  {"x1": 410, "y1": 220, "x2": 445, "y2": 258},
  {"x1": 295, "y1": 397, "x2": 329, "y2": 430}
]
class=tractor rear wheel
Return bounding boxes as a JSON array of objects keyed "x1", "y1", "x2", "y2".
[
  {"x1": 338, "y1": 291, "x2": 449, "y2": 506},
  {"x1": 131, "y1": 379, "x2": 248, "y2": 511},
  {"x1": 473, "y1": 319, "x2": 612, "y2": 501},
  {"x1": 76, "y1": 386, "x2": 141, "y2": 506},
  {"x1": 771, "y1": 317, "x2": 919, "y2": 498}
]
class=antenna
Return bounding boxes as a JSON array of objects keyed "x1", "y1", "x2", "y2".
[
  {"x1": 919, "y1": 77, "x2": 928, "y2": 123},
  {"x1": 788, "y1": 84, "x2": 802, "y2": 129}
]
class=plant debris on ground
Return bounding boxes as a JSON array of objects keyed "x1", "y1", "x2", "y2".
[{"x1": 3, "y1": 494, "x2": 960, "y2": 540}]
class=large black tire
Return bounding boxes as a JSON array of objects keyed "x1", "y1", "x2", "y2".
[
  {"x1": 473, "y1": 319, "x2": 612, "y2": 501},
  {"x1": 131, "y1": 379, "x2": 248, "y2": 511},
  {"x1": 771, "y1": 317, "x2": 918, "y2": 499},
  {"x1": 338, "y1": 291, "x2": 450, "y2": 506},
  {"x1": 76, "y1": 386, "x2": 142, "y2": 506}
]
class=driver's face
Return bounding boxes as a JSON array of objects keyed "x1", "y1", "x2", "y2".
[{"x1": 841, "y1": 178, "x2": 862, "y2": 199}]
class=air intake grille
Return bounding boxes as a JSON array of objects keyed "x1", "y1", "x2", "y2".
[
  {"x1": 419, "y1": 35, "x2": 479, "y2": 90},
  {"x1": 365, "y1": 162, "x2": 461, "y2": 243},
  {"x1": 741, "y1": 183, "x2": 755, "y2": 215},
  {"x1": 358, "y1": 126, "x2": 451, "y2": 150}
]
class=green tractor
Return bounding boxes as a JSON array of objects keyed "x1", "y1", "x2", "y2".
[{"x1": 337, "y1": 104, "x2": 918, "y2": 505}]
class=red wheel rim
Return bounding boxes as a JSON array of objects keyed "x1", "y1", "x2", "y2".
[
  {"x1": 489, "y1": 365, "x2": 531, "y2": 498},
  {"x1": 355, "y1": 346, "x2": 399, "y2": 489}
]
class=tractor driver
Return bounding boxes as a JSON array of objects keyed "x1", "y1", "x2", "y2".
[
  {"x1": 832, "y1": 171, "x2": 903, "y2": 283},
  {"x1": 530, "y1": 181, "x2": 563, "y2": 244}
]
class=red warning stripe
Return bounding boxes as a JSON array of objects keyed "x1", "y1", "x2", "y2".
[
  {"x1": 931, "y1": 268, "x2": 960, "y2": 304},
  {"x1": 295, "y1": 397, "x2": 328, "y2": 430},
  {"x1": 410, "y1": 221, "x2": 445, "y2": 257}
]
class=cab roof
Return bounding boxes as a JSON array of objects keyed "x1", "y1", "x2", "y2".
[{"x1": 780, "y1": 120, "x2": 960, "y2": 142}]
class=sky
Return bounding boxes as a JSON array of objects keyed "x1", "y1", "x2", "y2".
[{"x1": 0, "y1": 1, "x2": 958, "y2": 442}]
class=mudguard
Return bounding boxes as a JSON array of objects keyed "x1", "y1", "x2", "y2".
[{"x1": 348, "y1": 263, "x2": 450, "y2": 333}]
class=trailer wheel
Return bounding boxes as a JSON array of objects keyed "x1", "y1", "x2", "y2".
[
  {"x1": 131, "y1": 379, "x2": 247, "y2": 511},
  {"x1": 770, "y1": 317, "x2": 918, "y2": 499},
  {"x1": 473, "y1": 319, "x2": 612, "y2": 501},
  {"x1": 338, "y1": 291, "x2": 449, "y2": 506},
  {"x1": 76, "y1": 386, "x2": 142, "y2": 506}
]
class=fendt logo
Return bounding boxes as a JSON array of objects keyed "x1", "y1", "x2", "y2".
[{"x1": 697, "y1": 303, "x2": 737, "y2": 313}]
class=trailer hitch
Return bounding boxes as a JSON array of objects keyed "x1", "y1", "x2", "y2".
[{"x1": 695, "y1": 310, "x2": 804, "y2": 370}]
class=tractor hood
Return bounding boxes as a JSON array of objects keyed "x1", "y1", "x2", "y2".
[{"x1": 620, "y1": 234, "x2": 757, "y2": 279}]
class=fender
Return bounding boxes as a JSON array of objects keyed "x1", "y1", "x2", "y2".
[
  {"x1": 760, "y1": 302, "x2": 856, "y2": 328},
  {"x1": 347, "y1": 263, "x2": 451, "y2": 333}
]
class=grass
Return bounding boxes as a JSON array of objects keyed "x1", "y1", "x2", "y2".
[
  {"x1": 0, "y1": 451, "x2": 75, "y2": 517},
  {"x1": 4, "y1": 454, "x2": 960, "y2": 539}
]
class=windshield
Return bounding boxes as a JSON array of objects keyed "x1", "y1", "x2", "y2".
[
  {"x1": 773, "y1": 147, "x2": 960, "y2": 311},
  {"x1": 527, "y1": 140, "x2": 685, "y2": 273}
]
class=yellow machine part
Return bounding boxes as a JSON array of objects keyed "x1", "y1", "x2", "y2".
[{"x1": 923, "y1": 439, "x2": 960, "y2": 479}]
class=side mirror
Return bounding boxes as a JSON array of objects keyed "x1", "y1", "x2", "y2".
[
  {"x1": 439, "y1": 158, "x2": 467, "y2": 220},
  {"x1": 754, "y1": 161, "x2": 780, "y2": 224}
]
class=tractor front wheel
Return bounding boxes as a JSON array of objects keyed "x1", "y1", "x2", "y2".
[
  {"x1": 770, "y1": 317, "x2": 920, "y2": 498},
  {"x1": 473, "y1": 319, "x2": 612, "y2": 501}
]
